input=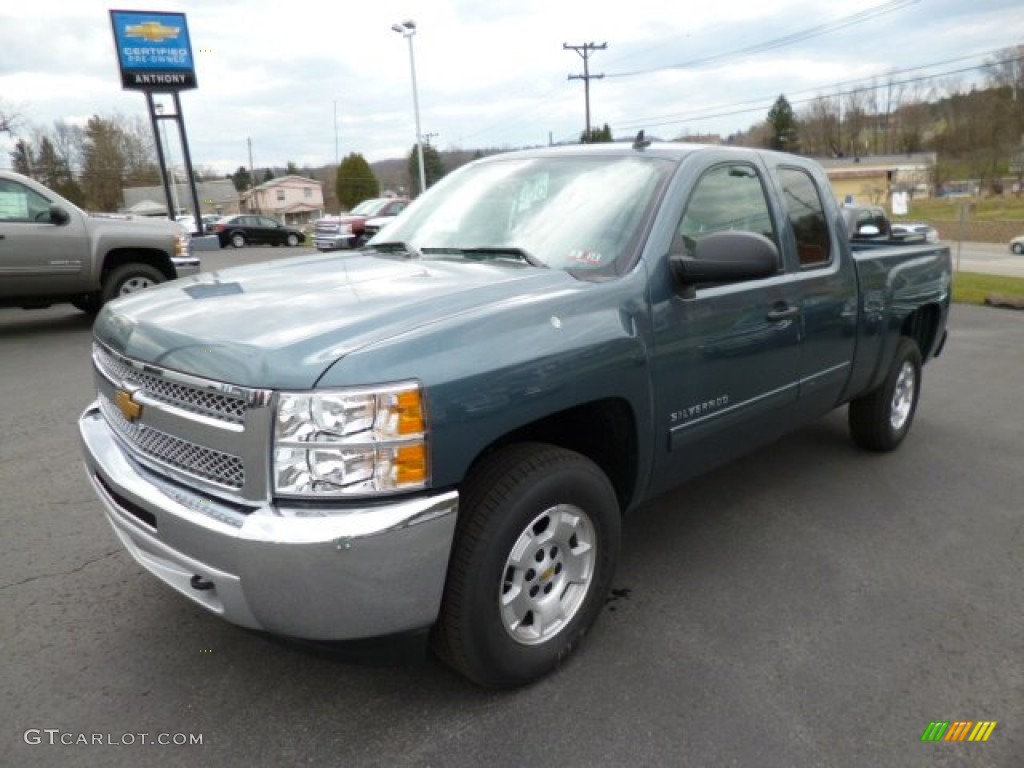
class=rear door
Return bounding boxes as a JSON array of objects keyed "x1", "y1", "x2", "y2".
[{"x1": 769, "y1": 162, "x2": 858, "y2": 417}]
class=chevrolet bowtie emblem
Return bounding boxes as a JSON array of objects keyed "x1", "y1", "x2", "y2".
[
  {"x1": 124, "y1": 21, "x2": 181, "y2": 43},
  {"x1": 114, "y1": 389, "x2": 143, "y2": 422}
]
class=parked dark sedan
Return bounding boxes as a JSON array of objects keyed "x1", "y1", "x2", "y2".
[{"x1": 212, "y1": 215, "x2": 305, "y2": 248}]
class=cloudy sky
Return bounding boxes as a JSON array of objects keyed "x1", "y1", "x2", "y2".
[{"x1": 1, "y1": 0, "x2": 1021, "y2": 175}]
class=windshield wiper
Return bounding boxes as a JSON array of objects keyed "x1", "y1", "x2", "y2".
[
  {"x1": 368, "y1": 241, "x2": 422, "y2": 259},
  {"x1": 420, "y1": 246, "x2": 547, "y2": 268}
]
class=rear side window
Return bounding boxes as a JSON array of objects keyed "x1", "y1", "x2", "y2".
[{"x1": 778, "y1": 167, "x2": 831, "y2": 268}]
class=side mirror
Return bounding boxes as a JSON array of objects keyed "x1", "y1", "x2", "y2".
[
  {"x1": 669, "y1": 231, "x2": 779, "y2": 287},
  {"x1": 49, "y1": 204, "x2": 70, "y2": 226},
  {"x1": 856, "y1": 224, "x2": 881, "y2": 237}
]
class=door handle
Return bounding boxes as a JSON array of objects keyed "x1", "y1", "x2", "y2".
[{"x1": 767, "y1": 305, "x2": 800, "y2": 322}]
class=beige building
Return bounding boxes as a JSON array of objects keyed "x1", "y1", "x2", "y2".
[
  {"x1": 242, "y1": 175, "x2": 324, "y2": 226},
  {"x1": 817, "y1": 153, "x2": 936, "y2": 207},
  {"x1": 122, "y1": 179, "x2": 240, "y2": 218}
]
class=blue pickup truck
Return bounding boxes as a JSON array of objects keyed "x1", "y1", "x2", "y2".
[{"x1": 79, "y1": 140, "x2": 951, "y2": 687}]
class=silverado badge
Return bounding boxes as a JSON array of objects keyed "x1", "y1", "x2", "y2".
[{"x1": 114, "y1": 389, "x2": 143, "y2": 422}]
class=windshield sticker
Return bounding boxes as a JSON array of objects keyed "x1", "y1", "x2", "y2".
[
  {"x1": 568, "y1": 249, "x2": 604, "y2": 265},
  {"x1": 0, "y1": 191, "x2": 29, "y2": 219}
]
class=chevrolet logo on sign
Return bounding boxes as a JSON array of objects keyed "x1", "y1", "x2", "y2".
[
  {"x1": 124, "y1": 21, "x2": 181, "y2": 43},
  {"x1": 114, "y1": 389, "x2": 143, "y2": 422}
]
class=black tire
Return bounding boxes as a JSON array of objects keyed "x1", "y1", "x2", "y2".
[
  {"x1": 1012, "y1": 242, "x2": 1024, "y2": 255},
  {"x1": 286, "y1": 233, "x2": 300, "y2": 247},
  {"x1": 71, "y1": 293, "x2": 102, "y2": 315},
  {"x1": 849, "y1": 337, "x2": 922, "y2": 452},
  {"x1": 101, "y1": 263, "x2": 165, "y2": 304},
  {"x1": 230, "y1": 232, "x2": 246, "y2": 249},
  {"x1": 433, "y1": 442, "x2": 620, "y2": 688}
]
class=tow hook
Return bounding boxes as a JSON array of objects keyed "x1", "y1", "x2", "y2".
[{"x1": 190, "y1": 574, "x2": 215, "y2": 591}]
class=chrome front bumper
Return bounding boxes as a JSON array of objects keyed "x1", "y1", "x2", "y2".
[
  {"x1": 172, "y1": 256, "x2": 201, "y2": 278},
  {"x1": 79, "y1": 402, "x2": 458, "y2": 640},
  {"x1": 312, "y1": 235, "x2": 356, "y2": 251}
]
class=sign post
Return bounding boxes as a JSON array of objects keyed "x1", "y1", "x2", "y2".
[{"x1": 109, "y1": 10, "x2": 204, "y2": 233}]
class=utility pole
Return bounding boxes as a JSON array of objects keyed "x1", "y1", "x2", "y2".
[
  {"x1": 247, "y1": 137, "x2": 257, "y2": 214},
  {"x1": 564, "y1": 42, "x2": 607, "y2": 141}
]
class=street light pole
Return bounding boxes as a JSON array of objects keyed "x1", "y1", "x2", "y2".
[{"x1": 392, "y1": 20, "x2": 426, "y2": 196}]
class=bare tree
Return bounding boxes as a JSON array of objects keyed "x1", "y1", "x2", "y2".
[
  {"x1": 799, "y1": 96, "x2": 840, "y2": 157},
  {"x1": 843, "y1": 88, "x2": 870, "y2": 158},
  {"x1": 0, "y1": 100, "x2": 21, "y2": 135}
]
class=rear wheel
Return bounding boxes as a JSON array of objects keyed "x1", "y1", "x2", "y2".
[
  {"x1": 286, "y1": 233, "x2": 300, "y2": 247},
  {"x1": 433, "y1": 443, "x2": 620, "y2": 688},
  {"x1": 849, "y1": 338, "x2": 922, "y2": 452},
  {"x1": 231, "y1": 232, "x2": 246, "y2": 249},
  {"x1": 101, "y1": 263, "x2": 165, "y2": 304}
]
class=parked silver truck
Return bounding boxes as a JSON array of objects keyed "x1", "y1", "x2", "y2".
[{"x1": 0, "y1": 170, "x2": 198, "y2": 313}]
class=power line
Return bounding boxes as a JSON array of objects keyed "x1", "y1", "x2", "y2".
[
  {"x1": 463, "y1": 0, "x2": 924, "y2": 147},
  {"x1": 610, "y1": 53, "x2": 1024, "y2": 136},
  {"x1": 604, "y1": 0, "x2": 920, "y2": 79},
  {"x1": 615, "y1": 48, "x2": 1015, "y2": 130}
]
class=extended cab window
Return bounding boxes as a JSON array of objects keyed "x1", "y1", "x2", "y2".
[
  {"x1": 677, "y1": 164, "x2": 776, "y2": 258},
  {"x1": 778, "y1": 167, "x2": 831, "y2": 268},
  {"x1": 0, "y1": 179, "x2": 51, "y2": 223}
]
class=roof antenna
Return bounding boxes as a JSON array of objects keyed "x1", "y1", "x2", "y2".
[{"x1": 633, "y1": 130, "x2": 651, "y2": 150}]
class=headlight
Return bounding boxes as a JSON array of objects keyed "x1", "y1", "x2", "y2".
[
  {"x1": 273, "y1": 382, "x2": 428, "y2": 497},
  {"x1": 174, "y1": 232, "x2": 192, "y2": 258},
  {"x1": 338, "y1": 224, "x2": 353, "y2": 236}
]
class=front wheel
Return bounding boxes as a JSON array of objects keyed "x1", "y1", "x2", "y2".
[
  {"x1": 101, "y1": 263, "x2": 165, "y2": 304},
  {"x1": 286, "y1": 233, "x2": 300, "y2": 247},
  {"x1": 849, "y1": 338, "x2": 922, "y2": 452},
  {"x1": 433, "y1": 443, "x2": 620, "y2": 688},
  {"x1": 1012, "y1": 242, "x2": 1024, "y2": 255}
]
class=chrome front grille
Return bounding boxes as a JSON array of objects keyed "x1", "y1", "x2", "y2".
[
  {"x1": 99, "y1": 395, "x2": 245, "y2": 489},
  {"x1": 93, "y1": 343, "x2": 247, "y2": 424}
]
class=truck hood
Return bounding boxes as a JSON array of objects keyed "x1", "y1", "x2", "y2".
[
  {"x1": 93, "y1": 251, "x2": 574, "y2": 389},
  {"x1": 89, "y1": 214, "x2": 184, "y2": 237}
]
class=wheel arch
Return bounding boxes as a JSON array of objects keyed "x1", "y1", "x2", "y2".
[
  {"x1": 460, "y1": 398, "x2": 640, "y2": 514},
  {"x1": 101, "y1": 248, "x2": 176, "y2": 282},
  {"x1": 900, "y1": 303, "x2": 944, "y2": 361}
]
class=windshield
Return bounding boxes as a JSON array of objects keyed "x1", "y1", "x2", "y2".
[
  {"x1": 350, "y1": 198, "x2": 390, "y2": 216},
  {"x1": 370, "y1": 155, "x2": 672, "y2": 276}
]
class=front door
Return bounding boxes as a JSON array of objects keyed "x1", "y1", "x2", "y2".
[
  {"x1": 0, "y1": 177, "x2": 87, "y2": 298},
  {"x1": 648, "y1": 157, "x2": 802, "y2": 493}
]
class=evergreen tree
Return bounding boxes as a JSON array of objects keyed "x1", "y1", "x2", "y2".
[
  {"x1": 336, "y1": 152, "x2": 379, "y2": 210},
  {"x1": 580, "y1": 123, "x2": 613, "y2": 143},
  {"x1": 765, "y1": 95, "x2": 800, "y2": 153},
  {"x1": 80, "y1": 115, "x2": 128, "y2": 211},
  {"x1": 230, "y1": 166, "x2": 252, "y2": 192},
  {"x1": 407, "y1": 143, "x2": 445, "y2": 196},
  {"x1": 35, "y1": 136, "x2": 83, "y2": 203},
  {"x1": 11, "y1": 138, "x2": 33, "y2": 176}
]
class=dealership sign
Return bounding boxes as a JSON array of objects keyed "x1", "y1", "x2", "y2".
[{"x1": 109, "y1": 9, "x2": 196, "y2": 90}]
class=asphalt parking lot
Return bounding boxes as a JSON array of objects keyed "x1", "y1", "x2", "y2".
[{"x1": 1, "y1": 255, "x2": 1021, "y2": 767}]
